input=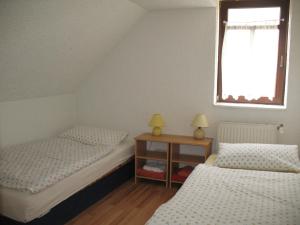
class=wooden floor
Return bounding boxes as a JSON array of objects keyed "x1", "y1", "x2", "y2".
[{"x1": 67, "y1": 180, "x2": 178, "y2": 225}]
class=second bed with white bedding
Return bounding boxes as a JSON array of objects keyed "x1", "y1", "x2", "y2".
[
  {"x1": 0, "y1": 139, "x2": 134, "y2": 222},
  {"x1": 147, "y1": 164, "x2": 300, "y2": 225}
]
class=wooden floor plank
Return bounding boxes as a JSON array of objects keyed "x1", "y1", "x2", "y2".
[{"x1": 66, "y1": 180, "x2": 177, "y2": 225}]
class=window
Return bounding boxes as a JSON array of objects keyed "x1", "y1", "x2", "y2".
[{"x1": 216, "y1": 0, "x2": 290, "y2": 106}]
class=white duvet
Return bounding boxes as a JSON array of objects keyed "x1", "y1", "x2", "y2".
[
  {"x1": 0, "y1": 138, "x2": 113, "y2": 193},
  {"x1": 147, "y1": 164, "x2": 300, "y2": 225}
]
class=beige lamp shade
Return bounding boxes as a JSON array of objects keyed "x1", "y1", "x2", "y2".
[
  {"x1": 191, "y1": 114, "x2": 208, "y2": 128},
  {"x1": 149, "y1": 114, "x2": 165, "y2": 127}
]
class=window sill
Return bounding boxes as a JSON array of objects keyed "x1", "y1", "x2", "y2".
[{"x1": 214, "y1": 102, "x2": 287, "y2": 110}]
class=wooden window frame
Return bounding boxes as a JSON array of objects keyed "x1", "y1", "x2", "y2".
[{"x1": 217, "y1": 0, "x2": 290, "y2": 106}]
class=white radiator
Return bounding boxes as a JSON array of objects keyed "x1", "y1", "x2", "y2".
[{"x1": 217, "y1": 122, "x2": 278, "y2": 144}]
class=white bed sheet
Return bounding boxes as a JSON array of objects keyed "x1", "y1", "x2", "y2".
[
  {"x1": 147, "y1": 164, "x2": 300, "y2": 225},
  {"x1": 0, "y1": 139, "x2": 134, "y2": 222}
]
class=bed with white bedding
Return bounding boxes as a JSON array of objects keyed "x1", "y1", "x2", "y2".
[
  {"x1": 147, "y1": 143, "x2": 300, "y2": 225},
  {"x1": 0, "y1": 137, "x2": 116, "y2": 193},
  {"x1": 0, "y1": 126, "x2": 134, "y2": 223}
]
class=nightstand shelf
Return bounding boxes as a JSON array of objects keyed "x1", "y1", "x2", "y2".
[
  {"x1": 136, "y1": 151, "x2": 167, "y2": 161},
  {"x1": 170, "y1": 136, "x2": 212, "y2": 188},
  {"x1": 136, "y1": 175, "x2": 167, "y2": 182},
  {"x1": 172, "y1": 154, "x2": 205, "y2": 165},
  {"x1": 135, "y1": 133, "x2": 213, "y2": 188},
  {"x1": 135, "y1": 135, "x2": 169, "y2": 187}
]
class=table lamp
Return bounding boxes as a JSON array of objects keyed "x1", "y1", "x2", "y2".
[
  {"x1": 149, "y1": 114, "x2": 164, "y2": 136},
  {"x1": 191, "y1": 114, "x2": 208, "y2": 139}
]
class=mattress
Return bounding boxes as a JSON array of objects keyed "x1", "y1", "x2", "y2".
[
  {"x1": 0, "y1": 139, "x2": 134, "y2": 222},
  {"x1": 147, "y1": 164, "x2": 300, "y2": 225}
]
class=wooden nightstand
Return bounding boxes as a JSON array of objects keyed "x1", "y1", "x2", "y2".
[{"x1": 135, "y1": 133, "x2": 213, "y2": 188}]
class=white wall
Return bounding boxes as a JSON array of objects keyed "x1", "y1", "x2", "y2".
[
  {"x1": 77, "y1": 2, "x2": 300, "y2": 148},
  {"x1": 0, "y1": 94, "x2": 76, "y2": 148},
  {"x1": 0, "y1": 0, "x2": 145, "y2": 102},
  {"x1": 0, "y1": 0, "x2": 146, "y2": 147}
]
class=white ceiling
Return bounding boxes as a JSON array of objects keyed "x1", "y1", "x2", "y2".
[
  {"x1": 130, "y1": 0, "x2": 217, "y2": 10},
  {"x1": 0, "y1": 0, "x2": 145, "y2": 102}
]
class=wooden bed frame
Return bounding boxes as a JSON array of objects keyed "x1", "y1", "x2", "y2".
[{"x1": 0, "y1": 157, "x2": 135, "y2": 225}]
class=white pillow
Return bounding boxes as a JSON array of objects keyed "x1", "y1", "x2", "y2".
[
  {"x1": 215, "y1": 143, "x2": 300, "y2": 173},
  {"x1": 59, "y1": 126, "x2": 128, "y2": 146}
]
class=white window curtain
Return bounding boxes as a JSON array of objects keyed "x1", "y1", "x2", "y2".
[{"x1": 221, "y1": 24, "x2": 280, "y2": 101}]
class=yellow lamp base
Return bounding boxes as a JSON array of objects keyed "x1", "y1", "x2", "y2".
[
  {"x1": 152, "y1": 127, "x2": 162, "y2": 136},
  {"x1": 194, "y1": 127, "x2": 205, "y2": 139}
]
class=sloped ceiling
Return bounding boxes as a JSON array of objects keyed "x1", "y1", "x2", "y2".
[
  {"x1": 130, "y1": 0, "x2": 217, "y2": 10},
  {"x1": 0, "y1": 0, "x2": 145, "y2": 102}
]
